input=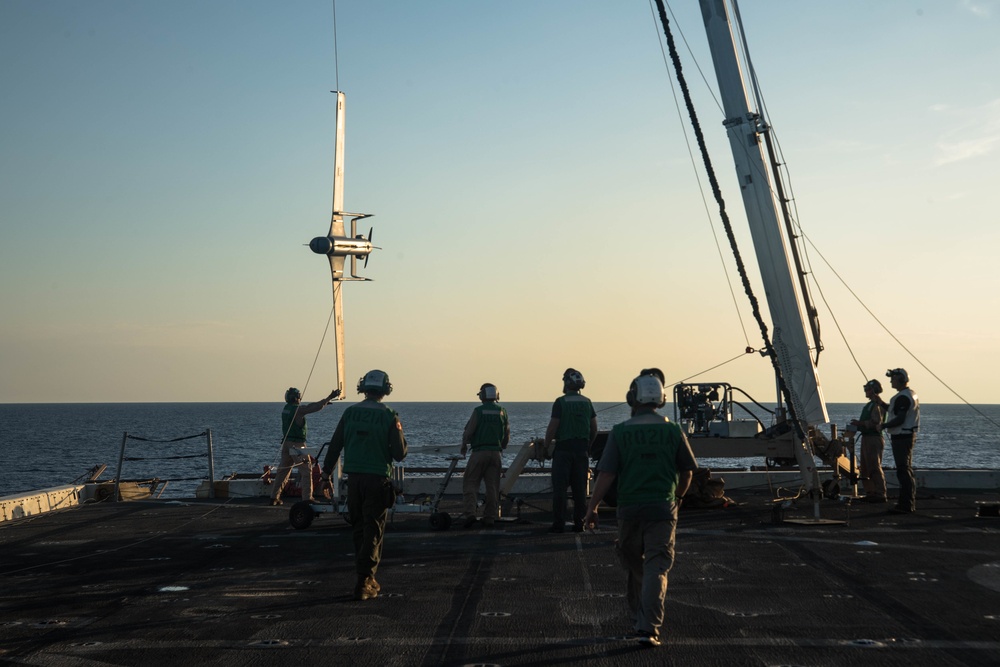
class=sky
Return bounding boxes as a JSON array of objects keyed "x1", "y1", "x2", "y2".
[{"x1": 1, "y1": 0, "x2": 998, "y2": 407}]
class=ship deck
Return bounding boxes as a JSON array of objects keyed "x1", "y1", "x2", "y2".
[{"x1": 2, "y1": 488, "x2": 999, "y2": 666}]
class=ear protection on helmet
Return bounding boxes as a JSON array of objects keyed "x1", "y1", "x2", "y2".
[
  {"x1": 477, "y1": 383, "x2": 499, "y2": 401},
  {"x1": 357, "y1": 369, "x2": 392, "y2": 396},
  {"x1": 863, "y1": 379, "x2": 883, "y2": 394},
  {"x1": 285, "y1": 387, "x2": 301, "y2": 403},
  {"x1": 562, "y1": 368, "x2": 585, "y2": 391},
  {"x1": 626, "y1": 374, "x2": 666, "y2": 408}
]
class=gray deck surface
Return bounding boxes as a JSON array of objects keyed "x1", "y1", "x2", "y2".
[{"x1": 2, "y1": 489, "x2": 999, "y2": 666}]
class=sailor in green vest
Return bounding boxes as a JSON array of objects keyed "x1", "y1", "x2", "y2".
[
  {"x1": 460, "y1": 382, "x2": 510, "y2": 529},
  {"x1": 849, "y1": 379, "x2": 888, "y2": 503},
  {"x1": 545, "y1": 368, "x2": 598, "y2": 533},
  {"x1": 321, "y1": 370, "x2": 407, "y2": 601},
  {"x1": 270, "y1": 386, "x2": 340, "y2": 507},
  {"x1": 583, "y1": 372, "x2": 697, "y2": 648}
]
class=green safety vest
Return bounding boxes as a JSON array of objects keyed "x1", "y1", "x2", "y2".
[
  {"x1": 282, "y1": 402, "x2": 306, "y2": 442},
  {"x1": 555, "y1": 393, "x2": 594, "y2": 442},
  {"x1": 859, "y1": 401, "x2": 882, "y2": 437},
  {"x1": 470, "y1": 403, "x2": 508, "y2": 451},
  {"x1": 612, "y1": 419, "x2": 684, "y2": 505},
  {"x1": 342, "y1": 403, "x2": 400, "y2": 477}
]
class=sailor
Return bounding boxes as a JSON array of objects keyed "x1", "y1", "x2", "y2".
[
  {"x1": 850, "y1": 380, "x2": 888, "y2": 503},
  {"x1": 583, "y1": 372, "x2": 697, "y2": 648},
  {"x1": 545, "y1": 368, "x2": 598, "y2": 533},
  {"x1": 459, "y1": 383, "x2": 510, "y2": 529},
  {"x1": 270, "y1": 386, "x2": 340, "y2": 507},
  {"x1": 883, "y1": 368, "x2": 920, "y2": 514},
  {"x1": 321, "y1": 370, "x2": 407, "y2": 601}
]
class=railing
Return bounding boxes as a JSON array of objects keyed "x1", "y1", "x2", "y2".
[{"x1": 114, "y1": 429, "x2": 215, "y2": 501}]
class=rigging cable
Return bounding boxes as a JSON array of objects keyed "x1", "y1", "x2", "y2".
[
  {"x1": 799, "y1": 232, "x2": 1000, "y2": 430},
  {"x1": 659, "y1": 2, "x2": 993, "y2": 435},
  {"x1": 743, "y1": 30, "x2": 996, "y2": 429},
  {"x1": 674, "y1": 352, "x2": 753, "y2": 385},
  {"x1": 651, "y1": 0, "x2": 806, "y2": 442},
  {"x1": 666, "y1": 0, "x2": 827, "y2": 372},
  {"x1": 730, "y1": 3, "x2": 824, "y2": 363},
  {"x1": 274, "y1": 299, "x2": 339, "y2": 467},
  {"x1": 271, "y1": 2, "x2": 345, "y2": 467},
  {"x1": 731, "y1": 3, "x2": 911, "y2": 392},
  {"x1": 647, "y1": 0, "x2": 751, "y2": 349}
]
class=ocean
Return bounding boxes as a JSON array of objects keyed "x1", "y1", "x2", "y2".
[{"x1": 2, "y1": 402, "x2": 998, "y2": 499}]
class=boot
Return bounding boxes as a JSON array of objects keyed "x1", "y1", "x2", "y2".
[{"x1": 353, "y1": 576, "x2": 378, "y2": 601}]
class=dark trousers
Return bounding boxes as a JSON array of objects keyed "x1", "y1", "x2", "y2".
[
  {"x1": 890, "y1": 433, "x2": 917, "y2": 510},
  {"x1": 551, "y1": 442, "x2": 589, "y2": 528},
  {"x1": 347, "y1": 473, "x2": 390, "y2": 579}
]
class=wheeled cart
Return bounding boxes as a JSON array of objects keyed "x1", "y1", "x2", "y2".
[{"x1": 288, "y1": 455, "x2": 461, "y2": 530}]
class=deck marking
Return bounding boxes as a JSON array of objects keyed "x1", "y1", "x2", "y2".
[
  {"x1": 969, "y1": 561, "x2": 1000, "y2": 593},
  {"x1": 39, "y1": 636, "x2": 1000, "y2": 650},
  {"x1": 681, "y1": 528, "x2": 998, "y2": 557},
  {"x1": 575, "y1": 534, "x2": 604, "y2": 634}
]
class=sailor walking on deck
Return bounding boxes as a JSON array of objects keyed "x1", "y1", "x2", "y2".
[
  {"x1": 460, "y1": 383, "x2": 510, "y2": 529},
  {"x1": 583, "y1": 372, "x2": 697, "y2": 648},
  {"x1": 270, "y1": 386, "x2": 340, "y2": 506},
  {"x1": 884, "y1": 368, "x2": 920, "y2": 514},
  {"x1": 545, "y1": 368, "x2": 598, "y2": 533},
  {"x1": 321, "y1": 370, "x2": 407, "y2": 601}
]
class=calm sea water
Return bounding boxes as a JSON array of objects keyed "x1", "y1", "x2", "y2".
[{"x1": 2, "y1": 402, "x2": 998, "y2": 498}]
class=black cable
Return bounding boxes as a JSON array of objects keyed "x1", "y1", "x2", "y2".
[{"x1": 652, "y1": 0, "x2": 805, "y2": 442}]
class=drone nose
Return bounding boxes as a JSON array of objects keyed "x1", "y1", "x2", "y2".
[{"x1": 309, "y1": 237, "x2": 333, "y2": 254}]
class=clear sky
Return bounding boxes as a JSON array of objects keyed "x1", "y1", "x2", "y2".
[{"x1": 1, "y1": 1, "x2": 997, "y2": 406}]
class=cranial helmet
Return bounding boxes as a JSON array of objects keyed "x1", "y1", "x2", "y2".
[
  {"x1": 562, "y1": 368, "x2": 586, "y2": 391},
  {"x1": 357, "y1": 369, "x2": 393, "y2": 396},
  {"x1": 478, "y1": 383, "x2": 499, "y2": 402},
  {"x1": 886, "y1": 368, "x2": 909, "y2": 383},
  {"x1": 639, "y1": 367, "x2": 666, "y2": 385},
  {"x1": 626, "y1": 374, "x2": 666, "y2": 408},
  {"x1": 285, "y1": 387, "x2": 301, "y2": 403},
  {"x1": 863, "y1": 379, "x2": 883, "y2": 394}
]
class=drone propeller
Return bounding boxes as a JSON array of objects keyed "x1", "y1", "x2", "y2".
[{"x1": 363, "y1": 227, "x2": 373, "y2": 269}]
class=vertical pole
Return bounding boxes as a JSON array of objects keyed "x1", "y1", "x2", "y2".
[
  {"x1": 331, "y1": 92, "x2": 347, "y2": 395},
  {"x1": 206, "y1": 429, "x2": 216, "y2": 499},
  {"x1": 114, "y1": 432, "x2": 128, "y2": 503}
]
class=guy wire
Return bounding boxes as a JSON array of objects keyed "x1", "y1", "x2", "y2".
[{"x1": 275, "y1": 300, "x2": 338, "y2": 465}]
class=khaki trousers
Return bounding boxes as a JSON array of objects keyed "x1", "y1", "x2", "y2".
[
  {"x1": 271, "y1": 441, "x2": 312, "y2": 501},
  {"x1": 462, "y1": 450, "x2": 501, "y2": 519},
  {"x1": 618, "y1": 508, "x2": 678, "y2": 639}
]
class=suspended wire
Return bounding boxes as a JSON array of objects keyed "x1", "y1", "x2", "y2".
[
  {"x1": 596, "y1": 350, "x2": 756, "y2": 415},
  {"x1": 265, "y1": 4, "x2": 348, "y2": 470},
  {"x1": 733, "y1": 11, "x2": 992, "y2": 427},
  {"x1": 304, "y1": 298, "x2": 338, "y2": 401},
  {"x1": 650, "y1": 0, "x2": 806, "y2": 442},
  {"x1": 748, "y1": 76, "x2": 826, "y2": 361},
  {"x1": 801, "y1": 266, "x2": 867, "y2": 382},
  {"x1": 674, "y1": 351, "x2": 754, "y2": 385},
  {"x1": 648, "y1": 0, "x2": 750, "y2": 348},
  {"x1": 654, "y1": 1, "x2": 991, "y2": 437},
  {"x1": 748, "y1": 68, "x2": 868, "y2": 385},
  {"x1": 273, "y1": 300, "x2": 338, "y2": 466},
  {"x1": 332, "y1": 0, "x2": 340, "y2": 91},
  {"x1": 673, "y1": 0, "x2": 825, "y2": 367},
  {"x1": 799, "y1": 233, "x2": 1000, "y2": 430}
]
